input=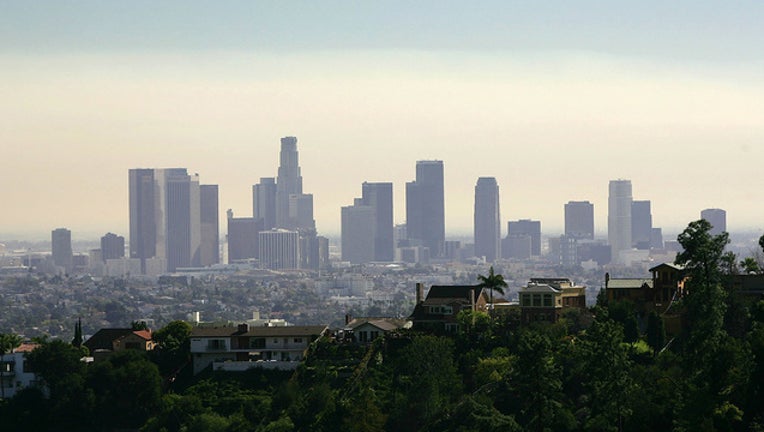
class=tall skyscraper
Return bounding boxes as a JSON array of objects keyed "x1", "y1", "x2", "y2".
[
  {"x1": 564, "y1": 201, "x2": 594, "y2": 240},
  {"x1": 100, "y1": 232, "x2": 125, "y2": 262},
  {"x1": 362, "y1": 182, "x2": 394, "y2": 261},
  {"x1": 129, "y1": 168, "x2": 216, "y2": 273},
  {"x1": 289, "y1": 193, "x2": 315, "y2": 231},
  {"x1": 473, "y1": 177, "x2": 500, "y2": 262},
  {"x1": 631, "y1": 200, "x2": 653, "y2": 250},
  {"x1": 276, "y1": 136, "x2": 304, "y2": 229},
  {"x1": 341, "y1": 200, "x2": 376, "y2": 264},
  {"x1": 51, "y1": 228, "x2": 73, "y2": 273},
  {"x1": 701, "y1": 208, "x2": 727, "y2": 236},
  {"x1": 406, "y1": 160, "x2": 445, "y2": 257},
  {"x1": 200, "y1": 185, "x2": 220, "y2": 266},
  {"x1": 507, "y1": 219, "x2": 541, "y2": 256},
  {"x1": 608, "y1": 179, "x2": 633, "y2": 261},
  {"x1": 253, "y1": 177, "x2": 277, "y2": 230}
]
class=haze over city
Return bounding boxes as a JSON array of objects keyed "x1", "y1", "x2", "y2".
[{"x1": 2, "y1": 1, "x2": 764, "y2": 240}]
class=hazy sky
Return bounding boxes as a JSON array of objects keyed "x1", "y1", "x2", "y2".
[{"x1": 2, "y1": 1, "x2": 763, "y2": 240}]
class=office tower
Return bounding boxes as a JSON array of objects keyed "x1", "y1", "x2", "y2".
[
  {"x1": 253, "y1": 177, "x2": 277, "y2": 230},
  {"x1": 100, "y1": 232, "x2": 125, "y2": 262},
  {"x1": 406, "y1": 160, "x2": 445, "y2": 257},
  {"x1": 473, "y1": 177, "x2": 501, "y2": 262},
  {"x1": 259, "y1": 229, "x2": 300, "y2": 270},
  {"x1": 289, "y1": 193, "x2": 315, "y2": 231},
  {"x1": 129, "y1": 168, "x2": 214, "y2": 274},
  {"x1": 317, "y1": 236, "x2": 330, "y2": 270},
  {"x1": 650, "y1": 227, "x2": 664, "y2": 250},
  {"x1": 51, "y1": 228, "x2": 73, "y2": 273},
  {"x1": 631, "y1": 200, "x2": 653, "y2": 250},
  {"x1": 362, "y1": 182, "x2": 394, "y2": 261},
  {"x1": 507, "y1": 219, "x2": 541, "y2": 256},
  {"x1": 564, "y1": 201, "x2": 594, "y2": 240},
  {"x1": 166, "y1": 171, "x2": 201, "y2": 271},
  {"x1": 701, "y1": 208, "x2": 727, "y2": 236},
  {"x1": 341, "y1": 200, "x2": 376, "y2": 264},
  {"x1": 608, "y1": 179, "x2": 633, "y2": 261},
  {"x1": 503, "y1": 235, "x2": 532, "y2": 260},
  {"x1": 200, "y1": 185, "x2": 219, "y2": 266},
  {"x1": 276, "y1": 136, "x2": 304, "y2": 229},
  {"x1": 227, "y1": 209, "x2": 262, "y2": 262}
]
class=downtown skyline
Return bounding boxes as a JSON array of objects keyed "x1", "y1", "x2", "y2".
[{"x1": 2, "y1": 2, "x2": 764, "y2": 239}]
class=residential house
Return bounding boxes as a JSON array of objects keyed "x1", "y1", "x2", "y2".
[
  {"x1": 605, "y1": 263, "x2": 685, "y2": 314},
  {"x1": 344, "y1": 316, "x2": 410, "y2": 343},
  {"x1": 519, "y1": 278, "x2": 587, "y2": 323},
  {"x1": 189, "y1": 324, "x2": 328, "y2": 375},
  {"x1": 409, "y1": 283, "x2": 489, "y2": 333},
  {"x1": 83, "y1": 328, "x2": 155, "y2": 361},
  {"x1": 0, "y1": 343, "x2": 45, "y2": 399}
]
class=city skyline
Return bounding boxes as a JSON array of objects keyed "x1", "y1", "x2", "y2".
[{"x1": 2, "y1": 3, "x2": 764, "y2": 239}]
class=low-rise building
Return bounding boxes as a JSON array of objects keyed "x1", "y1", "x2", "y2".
[
  {"x1": 519, "y1": 278, "x2": 587, "y2": 323},
  {"x1": 0, "y1": 343, "x2": 45, "y2": 399},
  {"x1": 409, "y1": 283, "x2": 489, "y2": 333},
  {"x1": 84, "y1": 328, "x2": 155, "y2": 361},
  {"x1": 344, "y1": 316, "x2": 410, "y2": 343}
]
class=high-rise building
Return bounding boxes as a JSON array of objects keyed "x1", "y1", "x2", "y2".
[
  {"x1": 51, "y1": 228, "x2": 73, "y2": 273},
  {"x1": 473, "y1": 177, "x2": 500, "y2": 262},
  {"x1": 341, "y1": 200, "x2": 376, "y2": 264},
  {"x1": 701, "y1": 208, "x2": 727, "y2": 236},
  {"x1": 362, "y1": 182, "x2": 394, "y2": 261},
  {"x1": 289, "y1": 193, "x2": 315, "y2": 231},
  {"x1": 276, "y1": 137, "x2": 304, "y2": 229},
  {"x1": 631, "y1": 200, "x2": 652, "y2": 250},
  {"x1": 406, "y1": 160, "x2": 445, "y2": 257},
  {"x1": 259, "y1": 229, "x2": 300, "y2": 270},
  {"x1": 100, "y1": 232, "x2": 125, "y2": 262},
  {"x1": 608, "y1": 179, "x2": 633, "y2": 261},
  {"x1": 200, "y1": 185, "x2": 220, "y2": 266},
  {"x1": 129, "y1": 168, "x2": 216, "y2": 273},
  {"x1": 564, "y1": 201, "x2": 594, "y2": 240},
  {"x1": 253, "y1": 177, "x2": 277, "y2": 230},
  {"x1": 227, "y1": 209, "x2": 262, "y2": 263},
  {"x1": 507, "y1": 219, "x2": 541, "y2": 256}
]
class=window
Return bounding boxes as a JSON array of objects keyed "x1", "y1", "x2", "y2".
[
  {"x1": 207, "y1": 339, "x2": 226, "y2": 350},
  {"x1": 0, "y1": 361, "x2": 14, "y2": 373},
  {"x1": 124, "y1": 342, "x2": 141, "y2": 350},
  {"x1": 543, "y1": 294, "x2": 553, "y2": 307},
  {"x1": 250, "y1": 338, "x2": 266, "y2": 349},
  {"x1": 293, "y1": 338, "x2": 303, "y2": 343},
  {"x1": 532, "y1": 294, "x2": 541, "y2": 307},
  {"x1": 521, "y1": 294, "x2": 530, "y2": 306}
]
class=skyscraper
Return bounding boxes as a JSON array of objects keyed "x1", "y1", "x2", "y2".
[
  {"x1": 507, "y1": 219, "x2": 541, "y2": 256},
  {"x1": 100, "y1": 232, "x2": 125, "y2": 262},
  {"x1": 259, "y1": 229, "x2": 300, "y2": 270},
  {"x1": 276, "y1": 136, "x2": 304, "y2": 229},
  {"x1": 129, "y1": 168, "x2": 216, "y2": 273},
  {"x1": 608, "y1": 179, "x2": 633, "y2": 261},
  {"x1": 253, "y1": 177, "x2": 277, "y2": 230},
  {"x1": 406, "y1": 160, "x2": 445, "y2": 257},
  {"x1": 51, "y1": 228, "x2": 73, "y2": 273},
  {"x1": 200, "y1": 185, "x2": 220, "y2": 266},
  {"x1": 227, "y1": 209, "x2": 262, "y2": 263},
  {"x1": 473, "y1": 177, "x2": 500, "y2": 262},
  {"x1": 362, "y1": 182, "x2": 394, "y2": 261},
  {"x1": 631, "y1": 200, "x2": 652, "y2": 250},
  {"x1": 341, "y1": 200, "x2": 376, "y2": 264},
  {"x1": 564, "y1": 201, "x2": 594, "y2": 240},
  {"x1": 701, "y1": 208, "x2": 727, "y2": 236}
]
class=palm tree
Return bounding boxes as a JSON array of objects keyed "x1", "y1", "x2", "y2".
[{"x1": 477, "y1": 266, "x2": 508, "y2": 317}]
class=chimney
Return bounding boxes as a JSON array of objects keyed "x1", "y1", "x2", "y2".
[
  {"x1": 605, "y1": 272, "x2": 610, "y2": 288},
  {"x1": 345, "y1": 314, "x2": 352, "y2": 325},
  {"x1": 416, "y1": 282, "x2": 424, "y2": 304},
  {"x1": 237, "y1": 323, "x2": 249, "y2": 333},
  {"x1": 470, "y1": 288, "x2": 475, "y2": 312}
]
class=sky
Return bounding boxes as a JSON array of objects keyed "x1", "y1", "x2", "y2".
[{"x1": 1, "y1": 1, "x2": 763, "y2": 240}]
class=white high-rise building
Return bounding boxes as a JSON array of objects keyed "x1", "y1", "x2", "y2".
[{"x1": 608, "y1": 179, "x2": 633, "y2": 262}]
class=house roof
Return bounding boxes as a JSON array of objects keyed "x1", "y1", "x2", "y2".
[
  {"x1": 84, "y1": 328, "x2": 137, "y2": 352},
  {"x1": 13, "y1": 342, "x2": 39, "y2": 353},
  {"x1": 521, "y1": 283, "x2": 562, "y2": 293},
  {"x1": 649, "y1": 263, "x2": 685, "y2": 272},
  {"x1": 424, "y1": 285, "x2": 484, "y2": 303},
  {"x1": 190, "y1": 325, "x2": 328, "y2": 338},
  {"x1": 607, "y1": 278, "x2": 652, "y2": 289},
  {"x1": 346, "y1": 317, "x2": 407, "y2": 332}
]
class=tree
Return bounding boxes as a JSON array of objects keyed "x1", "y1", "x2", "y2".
[
  {"x1": 740, "y1": 257, "x2": 761, "y2": 274},
  {"x1": 71, "y1": 318, "x2": 83, "y2": 348},
  {"x1": 477, "y1": 266, "x2": 508, "y2": 317},
  {"x1": 151, "y1": 320, "x2": 193, "y2": 378},
  {"x1": 645, "y1": 311, "x2": 666, "y2": 356}
]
